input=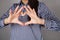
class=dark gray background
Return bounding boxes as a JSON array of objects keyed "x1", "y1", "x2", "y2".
[{"x1": 0, "y1": 0, "x2": 60, "y2": 40}]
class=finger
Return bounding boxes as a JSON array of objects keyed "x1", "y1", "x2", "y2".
[
  {"x1": 24, "y1": 6, "x2": 30, "y2": 13},
  {"x1": 17, "y1": 6, "x2": 24, "y2": 14},
  {"x1": 17, "y1": 21, "x2": 25, "y2": 26},
  {"x1": 27, "y1": 5, "x2": 32, "y2": 12},
  {"x1": 14, "y1": 5, "x2": 19, "y2": 14},
  {"x1": 25, "y1": 21, "x2": 32, "y2": 25},
  {"x1": 9, "y1": 9, "x2": 12, "y2": 16},
  {"x1": 33, "y1": 8, "x2": 36, "y2": 15},
  {"x1": 24, "y1": 6, "x2": 31, "y2": 16}
]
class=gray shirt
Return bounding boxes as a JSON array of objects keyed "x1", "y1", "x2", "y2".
[{"x1": 0, "y1": 2, "x2": 60, "y2": 40}]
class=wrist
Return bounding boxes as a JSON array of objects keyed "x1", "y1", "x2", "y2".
[
  {"x1": 38, "y1": 18, "x2": 45, "y2": 25},
  {"x1": 41, "y1": 19, "x2": 45, "y2": 25}
]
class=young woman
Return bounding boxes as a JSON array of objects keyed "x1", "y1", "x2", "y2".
[{"x1": 0, "y1": 0, "x2": 60, "y2": 40}]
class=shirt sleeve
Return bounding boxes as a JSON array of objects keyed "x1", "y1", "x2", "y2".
[
  {"x1": 0, "y1": 4, "x2": 14, "y2": 28},
  {"x1": 38, "y1": 2, "x2": 60, "y2": 31}
]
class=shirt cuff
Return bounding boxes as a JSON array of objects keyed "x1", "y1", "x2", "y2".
[
  {"x1": 44, "y1": 19, "x2": 59, "y2": 31},
  {"x1": 0, "y1": 20, "x2": 5, "y2": 28}
]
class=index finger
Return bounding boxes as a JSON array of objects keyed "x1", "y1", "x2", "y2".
[
  {"x1": 27, "y1": 5, "x2": 32, "y2": 12},
  {"x1": 24, "y1": 6, "x2": 30, "y2": 13},
  {"x1": 14, "y1": 5, "x2": 19, "y2": 13},
  {"x1": 17, "y1": 6, "x2": 24, "y2": 14}
]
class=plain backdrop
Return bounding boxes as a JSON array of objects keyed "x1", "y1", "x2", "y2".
[{"x1": 0, "y1": 0, "x2": 60, "y2": 40}]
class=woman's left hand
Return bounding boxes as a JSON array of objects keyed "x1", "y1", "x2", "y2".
[{"x1": 24, "y1": 5, "x2": 45, "y2": 25}]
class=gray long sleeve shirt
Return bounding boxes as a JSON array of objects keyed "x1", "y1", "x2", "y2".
[{"x1": 0, "y1": 2, "x2": 60, "y2": 40}]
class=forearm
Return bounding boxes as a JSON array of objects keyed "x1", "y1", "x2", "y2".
[{"x1": 38, "y1": 2, "x2": 60, "y2": 31}]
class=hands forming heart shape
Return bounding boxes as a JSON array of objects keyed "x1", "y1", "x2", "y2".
[{"x1": 5, "y1": 5, "x2": 44, "y2": 26}]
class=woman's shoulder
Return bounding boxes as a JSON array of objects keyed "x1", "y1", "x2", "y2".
[
  {"x1": 38, "y1": 2, "x2": 47, "y2": 9},
  {"x1": 38, "y1": 2, "x2": 46, "y2": 6},
  {"x1": 13, "y1": 3, "x2": 20, "y2": 7},
  {"x1": 9, "y1": 3, "x2": 20, "y2": 11}
]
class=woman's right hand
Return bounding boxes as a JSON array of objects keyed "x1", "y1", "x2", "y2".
[{"x1": 4, "y1": 6, "x2": 24, "y2": 26}]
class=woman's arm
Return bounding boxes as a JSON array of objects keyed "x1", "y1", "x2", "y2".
[
  {"x1": 38, "y1": 2, "x2": 60, "y2": 31},
  {"x1": 0, "y1": 4, "x2": 14, "y2": 28}
]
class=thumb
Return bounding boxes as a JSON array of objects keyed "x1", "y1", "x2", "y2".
[
  {"x1": 17, "y1": 20, "x2": 25, "y2": 26},
  {"x1": 25, "y1": 21, "x2": 32, "y2": 25}
]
